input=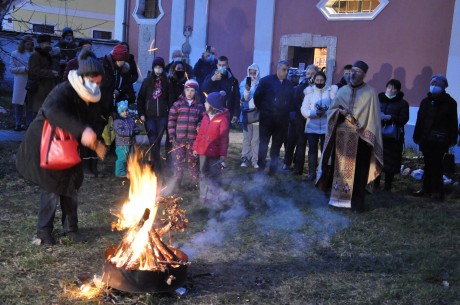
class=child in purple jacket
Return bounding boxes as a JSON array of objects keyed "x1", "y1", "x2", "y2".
[{"x1": 114, "y1": 100, "x2": 139, "y2": 177}]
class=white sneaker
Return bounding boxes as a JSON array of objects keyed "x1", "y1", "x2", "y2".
[
  {"x1": 253, "y1": 163, "x2": 259, "y2": 169},
  {"x1": 240, "y1": 158, "x2": 250, "y2": 167}
]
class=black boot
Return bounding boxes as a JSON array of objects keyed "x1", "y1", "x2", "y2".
[
  {"x1": 37, "y1": 230, "x2": 56, "y2": 245},
  {"x1": 374, "y1": 175, "x2": 381, "y2": 189},
  {"x1": 384, "y1": 173, "x2": 394, "y2": 191},
  {"x1": 90, "y1": 158, "x2": 101, "y2": 178},
  {"x1": 82, "y1": 159, "x2": 95, "y2": 178}
]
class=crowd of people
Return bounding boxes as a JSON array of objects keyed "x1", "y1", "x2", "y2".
[{"x1": 11, "y1": 30, "x2": 459, "y2": 245}]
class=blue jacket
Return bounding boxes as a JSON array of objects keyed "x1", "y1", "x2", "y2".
[{"x1": 253, "y1": 74, "x2": 294, "y2": 117}]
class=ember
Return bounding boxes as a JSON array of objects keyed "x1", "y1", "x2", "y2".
[{"x1": 103, "y1": 153, "x2": 190, "y2": 292}]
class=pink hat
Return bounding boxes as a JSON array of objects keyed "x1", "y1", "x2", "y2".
[{"x1": 184, "y1": 79, "x2": 199, "y2": 91}]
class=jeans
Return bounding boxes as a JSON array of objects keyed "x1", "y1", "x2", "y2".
[
  {"x1": 14, "y1": 104, "x2": 24, "y2": 127},
  {"x1": 37, "y1": 190, "x2": 78, "y2": 234},
  {"x1": 145, "y1": 116, "x2": 168, "y2": 174},
  {"x1": 306, "y1": 133, "x2": 325, "y2": 176},
  {"x1": 258, "y1": 114, "x2": 289, "y2": 174}
]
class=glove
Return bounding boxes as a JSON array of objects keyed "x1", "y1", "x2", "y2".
[{"x1": 94, "y1": 141, "x2": 107, "y2": 160}]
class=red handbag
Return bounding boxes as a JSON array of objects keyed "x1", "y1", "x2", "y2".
[{"x1": 40, "y1": 119, "x2": 81, "y2": 170}]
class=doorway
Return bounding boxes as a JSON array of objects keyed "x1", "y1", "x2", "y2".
[{"x1": 280, "y1": 33, "x2": 337, "y2": 85}]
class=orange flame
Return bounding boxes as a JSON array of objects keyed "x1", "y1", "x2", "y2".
[{"x1": 110, "y1": 152, "x2": 159, "y2": 270}]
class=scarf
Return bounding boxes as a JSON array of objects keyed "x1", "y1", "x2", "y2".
[
  {"x1": 68, "y1": 70, "x2": 101, "y2": 103},
  {"x1": 152, "y1": 77, "x2": 162, "y2": 99}
]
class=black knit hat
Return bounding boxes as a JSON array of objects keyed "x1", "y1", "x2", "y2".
[
  {"x1": 37, "y1": 34, "x2": 51, "y2": 44},
  {"x1": 152, "y1": 56, "x2": 165, "y2": 69},
  {"x1": 77, "y1": 50, "x2": 104, "y2": 76},
  {"x1": 62, "y1": 27, "x2": 73, "y2": 38}
]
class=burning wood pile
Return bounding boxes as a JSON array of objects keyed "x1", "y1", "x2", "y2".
[{"x1": 102, "y1": 154, "x2": 190, "y2": 293}]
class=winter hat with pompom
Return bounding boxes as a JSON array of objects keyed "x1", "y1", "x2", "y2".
[
  {"x1": 184, "y1": 79, "x2": 199, "y2": 92},
  {"x1": 206, "y1": 90, "x2": 226, "y2": 111},
  {"x1": 77, "y1": 49, "x2": 104, "y2": 76},
  {"x1": 117, "y1": 100, "x2": 129, "y2": 116}
]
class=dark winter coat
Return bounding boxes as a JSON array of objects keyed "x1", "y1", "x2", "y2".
[
  {"x1": 254, "y1": 74, "x2": 294, "y2": 117},
  {"x1": 55, "y1": 40, "x2": 78, "y2": 80},
  {"x1": 16, "y1": 82, "x2": 97, "y2": 197},
  {"x1": 413, "y1": 91, "x2": 458, "y2": 151},
  {"x1": 378, "y1": 92, "x2": 410, "y2": 173},
  {"x1": 168, "y1": 72, "x2": 188, "y2": 106},
  {"x1": 192, "y1": 109, "x2": 230, "y2": 158},
  {"x1": 119, "y1": 54, "x2": 139, "y2": 105},
  {"x1": 168, "y1": 95, "x2": 205, "y2": 144},
  {"x1": 202, "y1": 68, "x2": 241, "y2": 118},
  {"x1": 27, "y1": 47, "x2": 59, "y2": 112},
  {"x1": 137, "y1": 73, "x2": 170, "y2": 118},
  {"x1": 193, "y1": 57, "x2": 217, "y2": 86},
  {"x1": 99, "y1": 55, "x2": 131, "y2": 118}
]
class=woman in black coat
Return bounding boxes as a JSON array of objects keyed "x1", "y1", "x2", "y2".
[
  {"x1": 413, "y1": 75, "x2": 458, "y2": 201},
  {"x1": 16, "y1": 50, "x2": 106, "y2": 245},
  {"x1": 137, "y1": 57, "x2": 170, "y2": 175},
  {"x1": 375, "y1": 79, "x2": 409, "y2": 191}
]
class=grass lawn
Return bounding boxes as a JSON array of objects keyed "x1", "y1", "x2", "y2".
[{"x1": 0, "y1": 129, "x2": 459, "y2": 305}]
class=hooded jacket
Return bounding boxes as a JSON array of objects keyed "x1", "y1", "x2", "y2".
[
  {"x1": 239, "y1": 63, "x2": 260, "y2": 110},
  {"x1": 301, "y1": 84, "x2": 338, "y2": 134},
  {"x1": 193, "y1": 109, "x2": 230, "y2": 157}
]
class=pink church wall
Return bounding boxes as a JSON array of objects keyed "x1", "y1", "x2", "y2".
[
  {"x1": 207, "y1": 0, "x2": 257, "y2": 82},
  {"x1": 154, "y1": 0, "x2": 172, "y2": 64},
  {"x1": 127, "y1": 0, "x2": 455, "y2": 106},
  {"x1": 271, "y1": 0, "x2": 455, "y2": 105}
]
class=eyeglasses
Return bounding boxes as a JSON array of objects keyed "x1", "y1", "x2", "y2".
[{"x1": 350, "y1": 68, "x2": 364, "y2": 74}]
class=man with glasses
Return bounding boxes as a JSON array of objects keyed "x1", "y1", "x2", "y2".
[
  {"x1": 193, "y1": 45, "x2": 217, "y2": 86},
  {"x1": 317, "y1": 60, "x2": 383, "y2": 212},
  {"x1": 254, "y1": 60, "x2": 294, "y2": 175}
]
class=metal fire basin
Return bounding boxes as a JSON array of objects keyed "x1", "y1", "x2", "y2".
[{"x1": 102, "y1": 246, "x2": 188, "y2": 293}]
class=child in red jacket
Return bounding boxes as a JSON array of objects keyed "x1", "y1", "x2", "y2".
[{"x1": 193, "y1": 91, "x2": 230, "y2": 203}]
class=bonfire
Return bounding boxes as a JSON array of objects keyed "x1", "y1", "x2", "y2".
[{"x1": 102, "y1": 153, "x2": 190, "y2": 292}]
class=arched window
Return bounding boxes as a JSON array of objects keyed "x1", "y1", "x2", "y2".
[
  {"x1": 317, "y1": 0, "x2": 389, "y2": 21},
  {"x1": 144, "y1": 0, "x2": 160, "y2": 18}
]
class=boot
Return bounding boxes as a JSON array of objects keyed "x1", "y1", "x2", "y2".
[
  {"x1": 384, "y1": 173, "x2": 394, "y2": 191},
  {"x1": 374, "y1": 175, "x2": 381, "y2": 189},
  {"x1": 37, "y1": 230, "x2": 56, "y2": 245},
  {"x1": 90, "y1": 158, "x2": 101, "y2": 178},
  {"x1": 82, "y1": 159, "x2": 95, "y2": 178}
]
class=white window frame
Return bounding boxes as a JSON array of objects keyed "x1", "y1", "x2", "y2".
[
  {"x1": 91, "y1": 28, "x2": 113, "y2": 40},
  {"x1": 317, "y1": 0, "x2": 389, "y2": 21},
  {"x1": 31, "y1": 22, "x2": 56, "y2": 34}
]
